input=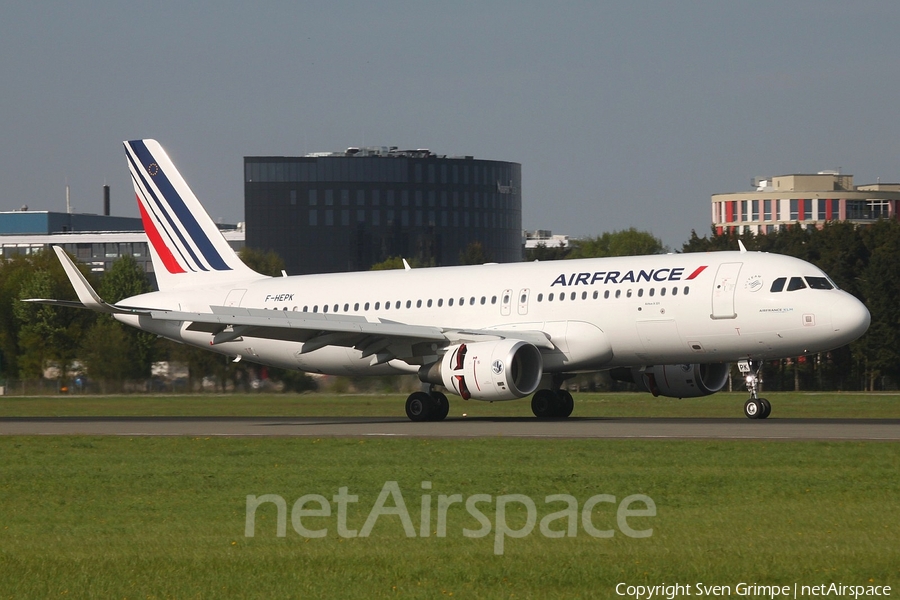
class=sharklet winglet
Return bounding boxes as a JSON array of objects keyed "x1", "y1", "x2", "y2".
[{"x1": 41, "y1": 246, "x2": 149, "y2": 315}]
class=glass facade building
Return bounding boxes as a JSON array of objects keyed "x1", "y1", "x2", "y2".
[{"x1": 244, "y1": 148, "x2": 522, "y2": 274}]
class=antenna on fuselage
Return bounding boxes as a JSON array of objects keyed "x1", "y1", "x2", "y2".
[{"x1": 738, "y1": 240, "x2": 747, "y2": 253}]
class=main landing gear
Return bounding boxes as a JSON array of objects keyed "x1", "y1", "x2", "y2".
[
  {"x1": 739, "y1": 359, "x2": 771, "y2": 419},
  {"x1": 405, "y1": 388, "x2": 450, "y2": 422},
  {"x1": 531, "y1": 374, "x2": 575, "y2": 419}
]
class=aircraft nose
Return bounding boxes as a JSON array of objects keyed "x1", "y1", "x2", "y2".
[{"x1": 830, "y1": 293, "x2": 870, "y2": 343}]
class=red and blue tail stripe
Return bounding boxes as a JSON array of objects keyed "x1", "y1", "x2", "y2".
[{"x1": 125, "y1": 139, "x2": 232, "y2": 275}]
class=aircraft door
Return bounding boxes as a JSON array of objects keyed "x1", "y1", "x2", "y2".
[
  {"x1": 225, "y1": 289, "x2": 247, "y2": 307},
  {"x1": 517, "y1": 288, "x2": 530, "y2": 315},
  {"x1": 501, "y1": 289, "x2": 512, "y2": 316},
  {"x1": 711, "y1": 263, "x2": 741, "y2": 319}
]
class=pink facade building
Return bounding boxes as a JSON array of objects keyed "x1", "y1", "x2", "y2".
[{"x1": 712, "y1": 173, "x2": 900, "y2": 235}]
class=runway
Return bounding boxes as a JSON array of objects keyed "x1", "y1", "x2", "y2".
[{"x1": 1, "y1": 416, "x2": 899, "y2": 440}]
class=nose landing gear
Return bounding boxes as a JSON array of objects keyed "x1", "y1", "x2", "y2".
[{"x1": 738, "y1": 359, "x2": 771, "y2": 419}]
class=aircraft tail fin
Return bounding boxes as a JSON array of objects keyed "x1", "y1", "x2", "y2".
[{"x1": 124, "y1": 139, "x2": 261, "y2": 290}]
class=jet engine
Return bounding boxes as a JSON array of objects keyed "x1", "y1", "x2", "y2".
[
  {"x1": 419, "y1": 340, "x2": 543, "y2": 401},
  {"x1": 611, "y1": 363, "x2": 730, "y2": 398}
]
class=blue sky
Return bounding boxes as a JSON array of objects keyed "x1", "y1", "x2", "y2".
[{"x1": 2, "y1": 1, "x2": 898, "y2": 249}]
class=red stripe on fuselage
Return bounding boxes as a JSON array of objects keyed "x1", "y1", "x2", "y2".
[
  {"x1": 136, "y1": 196, "x2": 185, "y2": 274},
  {"x1": 686, "y1": 265, "x2": 708, "y2": 280}
]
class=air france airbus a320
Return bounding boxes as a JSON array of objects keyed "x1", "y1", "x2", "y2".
[{"x1": 30, "y1": 140, "x2": 871, "y2": 421}]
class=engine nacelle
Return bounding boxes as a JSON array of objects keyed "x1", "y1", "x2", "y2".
[
  {"x1": 419, "y1": 340, "x2": 543, "y2": 401},
  {"x1": 611, "y1": 363, "x2": 730, "y2": 398}
]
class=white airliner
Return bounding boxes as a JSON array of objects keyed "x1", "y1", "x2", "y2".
[{"x1": 30, "y1": 140, "x2": 871, "y2": 421}]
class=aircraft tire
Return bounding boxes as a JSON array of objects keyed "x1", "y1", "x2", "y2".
[
  {"x1": 556, "y1": 390, "x2": 574, "y2": 418},
  {"x1": 406, "y1": 392, "x2": 434, "y2": 422},
  {"x1": 532, "y1": 389, "x2": 558, "y2": 419},
  {"x1": 431, "y1": 392, "x2": 450, "y2": 421},
  {"x1": 743, "y1": 398, "x2": 762, "y2": 419},
  {"x1": 758, "y1": 398, "x2": 772, "y2": 419}
]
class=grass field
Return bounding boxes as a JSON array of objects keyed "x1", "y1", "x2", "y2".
[
  {"x1": 1, "y1": 390, "x2": 900, "y2": 418},
  {"x1": 0, "y1": 436, "x2": 897, "y2": 599},
  {"x1": 0, "y1": 393, "x2": 898, "y2": 598}
]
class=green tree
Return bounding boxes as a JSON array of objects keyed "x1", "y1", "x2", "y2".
[
  {"x1": 239, "y1": 247, "x2": 283, "y2": 276},
  {"x1": 458, "y1": 241, "x2": 491, "y2": 265},
  {"x1": 856, "y1": 220, "x2": 900, "y2": 387},
  {"x1": 11, "y1": 250, "x2": 95, "y2": 381},
  {"x1": 80, "y1": 255, "x2": 156, "y2": 382},
  {"x1": 567, "y1": 228, "x2": 666, "y2": 259},
  {"x1": 524, "y1": 242, "x2": 570, "y2": 262},
  {"x1": 370, "y1": 256, "x2": 433, "y2": 270}
]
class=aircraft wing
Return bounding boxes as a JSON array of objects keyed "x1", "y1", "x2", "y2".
[{"x1": 148, "y1": 305, "x2": 553, "y2": 364}]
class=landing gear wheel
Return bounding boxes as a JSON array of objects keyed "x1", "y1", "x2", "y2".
[
  {"x1": 743, "y1": 398, "x2": 762, "y2": 419},
  {"x1": 406, "y1": 391, "x2": 434, "y2": 422},
  {"x1": 556, "y1": 390, "x2": 574, "y2": 418},
  {"x1": 431, "y1": 392, "x2": 450, "y2": 421},
  {"x1": 739, "y1": 359, "x2": 771, "y2": 420},
  {"x1": 758, "y1": 398, "x2": 771, "y2": 419},
  {"x1": 531, "y1": 389, "x2": 558, "y2": 419}
]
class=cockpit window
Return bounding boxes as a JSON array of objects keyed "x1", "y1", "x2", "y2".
[
  {"x1": 805, "y1": 276, "x2": 834, "y2": 290},
  {"x1": 770, "y1": 277, "x2": 786, "y2": 293},
  {"x1": 786, "y1": 277, "x2": 807, "y2": 291}
]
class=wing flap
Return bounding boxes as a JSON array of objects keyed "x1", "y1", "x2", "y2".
[
  {"x1": 151, "y1": 306, "x2": 447, "y2": 340},
  {"x1": 149, "y1": 305, "x2": 555, "y2": 360}
]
